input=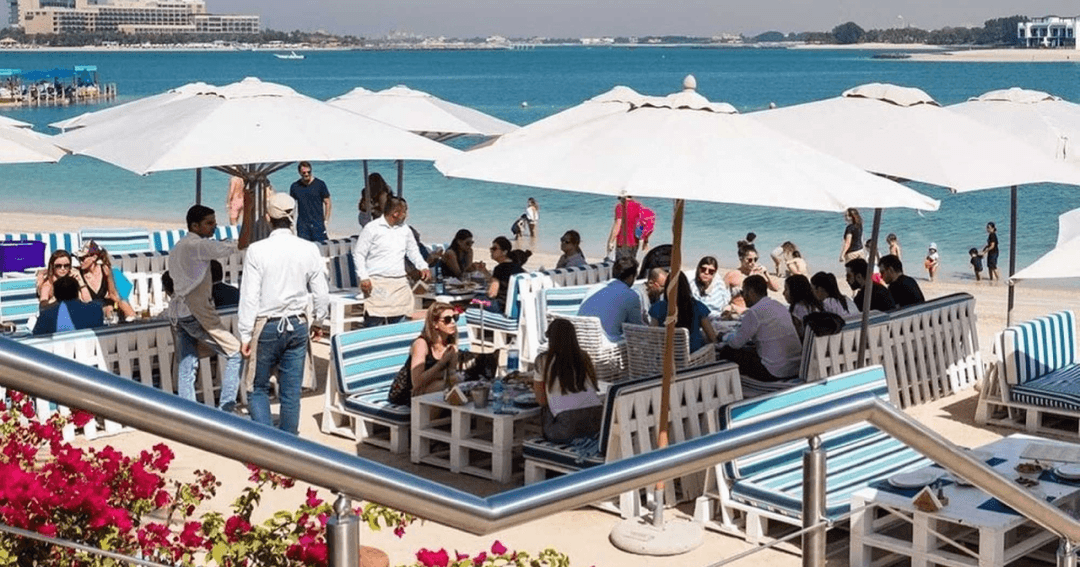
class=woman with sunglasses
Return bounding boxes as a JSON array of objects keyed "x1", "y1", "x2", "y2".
[
  {"x1": 36, "y1": 250, "x2": 89, "y2": 307},
  {"x1": 690, "y1": 256, "x2": 731, "y2": 317},
  {"x1": 439, "y1": 229, "x2": 476, "y2": 279},
  {"x1": 75, "y1": 242, "x2": 137, "y2": 322},
  {"x1": 723, "y1": 245, "x2": 779, "y2": 315},
  {"x1": 555, "y1": 230, "x2": 586, "y2": 269},
  {"x1": 533, "y1": 317, "x2": 602, "y2": 442},
  {"x1": 387, "y1": 302, "x2": 460, "y2": 405},
  {"x1": 476, "y1": 236, "x2": 524, "y2": 313}
]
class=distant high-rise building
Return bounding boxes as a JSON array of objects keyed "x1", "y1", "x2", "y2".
[{"x1": 10, "y1": 0, "x2": 260, "y2": 35}]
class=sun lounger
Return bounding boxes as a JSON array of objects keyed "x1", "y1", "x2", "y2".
[
  {"x1": 0, "y1": 274, "x2": 38, "y2": 331},
  {"x1": 80, "y1": 228, "x2": 153, "y2": 254},
  {"x1": 976, "y1": 310, "x2": 1079, "y2": 435},
  {"x1": 524, "y1": 361, "x2": 742, "y2": 518}
]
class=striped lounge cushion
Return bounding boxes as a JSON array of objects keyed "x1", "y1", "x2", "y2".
[
  {"x1": 464, "y1": 308, "x2": 519, "y2": 331},
  {"x1": 214, "y1": 225, "x2": 240, "y2": 241},
  {"x1": 81, "y1": 228, "x2": 153, "y2": 254},
  {"x1": 0, "y1": 276, "x2": 40, "y2": 328},
  {"x1": 342, "y1": 386, "x2": 412, "y2": 423},
  {"x1": 151, "y1": 229, "x2": 187, "y2": 252},
  {"x1": 1011, "y1": 364, "x2": 1080, "y2": 412},
  {"x1": 1002, "y1": 311, "x2": 1077, "y2": 386},
  {"x1": 332, "y1": 320, "x2": 425, "y2": 395}
]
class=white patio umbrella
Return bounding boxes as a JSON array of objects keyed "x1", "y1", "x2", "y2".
[
  {"x1": 53, "y1": 77, "x2": 457, "y2": 236},
  {"x1": 1010, "y1": 207, "x2": 1080, "y2": 281},
  {"x1": 752, "y1": 83, "x2": 1080, "y2": 324},
  {"x1": 437, "y1": 76, "x2": 939, "y2": 553},
  {"x1": 0, "y1": 124, "x2": 65, "y2": 164},
  {"x1": 950, "y1": 88, "x2": 1080, "y2": 320},
  {"x1": 0, "y1": 115, "x2": 32, "y2": 128},
  {"x1": 328, "y1": 84, "x2": 519, "y2": 211},
  {"x1": 50, "y1": 81, "x2": 217, "y2": 202}
]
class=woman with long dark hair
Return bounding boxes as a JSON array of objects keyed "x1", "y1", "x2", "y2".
[
  {"x1": 649, "y1": 271, "x2": 717, "y2": 352},
  {"x1": 785, "y1": 274, "x2": 824, "y2": 338},
  {"x1": 810, "y1": 271, "x2": 857, "y2": 318},
  {"x1": 533, "y1": 317, "x2": 602, "y2": 442},
  {"x1": 839, "y1": 208, "x2": 864, "y2": 262},
  {"x1": 439, "y1": 229, "x2": 475, "y2": 278}
]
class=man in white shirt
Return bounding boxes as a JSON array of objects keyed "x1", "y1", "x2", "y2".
[
  {"x1": 718, "y1": 275, "x2": 802, "y2": 381},
  {"x1": 352, "y1": 196, "x2": 429, "y2": 326},
  {"x1": 239, "y1": 193, "x2": 329, "y2": 434},
  {"x1": 169, "y1": 203, "x2": 250, "y2": 412}
]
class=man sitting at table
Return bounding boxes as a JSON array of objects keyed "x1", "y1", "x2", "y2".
[
  {"x1": 33, "y1": 276, "x2": 104, "y2": 335},
  {"x1": 576, "y1": 256, "x2": 642, "y2": 342},
  {"x1": 717, "y1": 275, "x2": 801, "y2": 381},
  {"x1": 845, "y1": 258, "x2": 896, "y2": 313},
  {"x1": 878, "y1": 254, "x2": 924, "y2": 309}
]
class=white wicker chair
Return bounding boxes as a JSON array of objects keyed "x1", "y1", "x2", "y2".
[
  {"x1": 623, "y1": 323, "x2": 715, "y2": 380},
  {"x1": 542, "y1": 314, "x2": 628, "y2": 383}
]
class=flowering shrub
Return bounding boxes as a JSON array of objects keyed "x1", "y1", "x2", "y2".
[{"x1": 403, "y1": 540, "x2": 572, "y2": 567}]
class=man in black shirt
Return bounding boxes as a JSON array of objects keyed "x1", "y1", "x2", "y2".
[
  {"x1": 878, "y1": 254, "x2": 925, "y2": 309},
  {"x1": 845, "y1": 258, "x2": 895, "y2": 312}
]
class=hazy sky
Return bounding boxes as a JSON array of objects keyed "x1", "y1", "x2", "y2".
[
  {"x1": 204, "y1": 0, "x2": 1080, "y2": 37},
  {"x1": 7, "y1": 1, "x2": 1080, "y2": 37}
]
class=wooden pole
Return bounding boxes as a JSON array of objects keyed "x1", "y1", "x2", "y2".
[
  {"x1": 654, "y1": 198, "x2": 684, "y2": 523},
  {"x1": 856, "y1": 208, "x2": 882, "y2": 367}
]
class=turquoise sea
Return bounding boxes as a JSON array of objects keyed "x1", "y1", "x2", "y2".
[{"x1": 2, "y1": 47, "x2": 1080, "y2": 282}]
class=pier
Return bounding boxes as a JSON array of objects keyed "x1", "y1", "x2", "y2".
[{"x1": 0, "y1": 65, "x2": 117, "y2": 108}]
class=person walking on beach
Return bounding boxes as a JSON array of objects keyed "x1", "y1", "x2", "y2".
[
  {"x1": 886, "y1": 233, "x2": 902, "y2": 260},
  {"x1": 525, "y1": 197, "x2": 539, "y2": 237},
  {"x1": 606, "y1": 195, "x2": 643, "y2": 261},
  {"x1": 352, "y1": 196, "x2": 429, "y2": 327},
  {"x1": 982, "y1": 222, "x2": 1000, "y2": 281},
  {"x1": 924, "y1": 243, "x2": 940, "y2": 281},
  {"x1": 226, "y1": 175, "x2": 245, "y2": 226},
  {"x1": 239, "y1": 193, "x2": 328, "y2": 435},
  {"x1": 289, "y1": 161, "x2": 331, "y2": 242},
  {"x1": 169, "y1": 203, "x2": 251, "y2": 412},
  {"x1": 839, "y1": 208, "x2": 864, "y2": 262}
]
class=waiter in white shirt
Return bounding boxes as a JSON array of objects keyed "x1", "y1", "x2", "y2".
[
  {"x1": 169, "y1": 202, "x2": 251, "y2": 412},
  {"x1": 352, "y1": 196, "x2": 429, "y2": 327},
  {"x1": 238, "y1": 193, "x2": 329, "y2": 434}
]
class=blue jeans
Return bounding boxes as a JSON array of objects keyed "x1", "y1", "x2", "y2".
[
  {"x1": 248, "y1": 315, "x2": 308, "y2": 435},
  {"x1": 175, "y1": 316, "x2": 241, "y2": 410},
  {"x1": 364, "y1": 314, "x2": 404, "y2": 327}
]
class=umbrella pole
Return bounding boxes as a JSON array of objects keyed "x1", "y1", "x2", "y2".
[
  {"x1": 1007, "y1": 185, "x2": 1018, "y2": 326},
  {"x1": 654, "y1": 198, "x2": 683, "y2": 527},
  {"x1": 856, "y1": 208, "x2": 882, "y2": 367},
  {"x1": 362, "y1": 160, "x2": 371, "y2": 221},
  {"x1": 396, "y1": 159, "x2": 404, "y2": 198},
  {"x1": 195, "y1": 168, "x2": 202, "y2": 205}
]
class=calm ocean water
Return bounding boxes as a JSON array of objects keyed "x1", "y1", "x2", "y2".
[{"x1": 2, "y1": 47, "x2": 1079, "y2": 283}]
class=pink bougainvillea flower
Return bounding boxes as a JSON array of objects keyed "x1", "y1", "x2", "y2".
[
  {"x1": 416, "y1": 547, "x2": 450, "y2": 567},
  {"x1": 305, "y1": 487, "x2": 322, "y2": 508},
  {"x1": 455, "y1": 551, "x2": 470, "y2": 561},
  {"x1": 490, "y1": 540, "x2": 508, "y2": 555},
  {"x1": 472, "y1": 552, "x2": 487, "y2": 565},
  {"x1": 71, "y1": 410, "x2": 93, "y2": 427}
]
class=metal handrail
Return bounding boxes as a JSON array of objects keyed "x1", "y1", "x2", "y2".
[{"x1": 0, "y1": 337, "x2": 1078, "y2": 542}]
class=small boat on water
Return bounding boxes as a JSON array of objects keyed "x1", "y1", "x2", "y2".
[
  {"x1": 274, "y1": 51, "x2": 305, "y2": 60},
  {"x1": 872, "y1": 52, "x2": 911, "y2": 60}
]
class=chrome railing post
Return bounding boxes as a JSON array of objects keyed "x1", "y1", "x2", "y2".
[
  {"x1": 326, "y1": 494, "x2": 359, "y2": 567},
  {"x1": 1059, "y1": 540, "x2": 1078, "y2": 567},
  {"x1": 802, "y1": 435, "x2": 826, "y2": 567}
]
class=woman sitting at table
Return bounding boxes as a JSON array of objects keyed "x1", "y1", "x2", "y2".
[
  {"x1": 476, "y1": 236, "x2": 524, "y2": 313},
  {"x1": 73, "y1": 241, "x2": 136, "y2": 322},
  {"x1": 438, "y1": 228, "x2": 476, "y2": 279},
  {"x1": 649, "y1": 272, "x2": 717, "y2": 352},
  {"x1": 533, "y1": 317, "x2": 603, "y2": 442},
  {"x1": 387, "y1": 302, "x2": 459, "y2": 406},
  {"x1": 809, "y1": 271, "x2": 858, "y2": 319},
  {"x1": 691, "y1": 255, "x2": 732, "y2": 318},
  {"x1": 555, "y1": 230, "x2": 587, "y2": 269},
  {"x1": 723, "y1": 244, "x2": 779, "y2": 315},
  {"x1": 36, "y1": 249, "x2": 88, "y2": 308},
  {"x1": 784, "y1": 274, "x2": 824, "y2": 339}
]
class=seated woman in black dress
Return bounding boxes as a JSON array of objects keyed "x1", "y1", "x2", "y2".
[
  {"x1": 387, "y1": 302, "x2": 459, "y2": 405},
  {"x1": 476, "y1": 236, "x2": 525, "y2": 313}
]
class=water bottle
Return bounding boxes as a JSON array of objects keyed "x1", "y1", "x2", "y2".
[
  {"x1": 491, "y1": 377, "x2": 505, "y2": 413},
  {"x1": 434, "y1": 263, "x2": 445, "y2": 295},
  {"x1": 506, "y1": 348, "x2": 520, "y2": 373}
]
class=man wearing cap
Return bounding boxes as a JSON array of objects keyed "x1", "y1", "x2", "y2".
[
  {"x1": 169, "y1": 202, "x2": 252, "y2": 412},
  {"x1": 352, "y1": 196, "x2": 429, "y2": 327},
  {"x1": 238, "y1": 193, "x2": 329, "y2": 434}
]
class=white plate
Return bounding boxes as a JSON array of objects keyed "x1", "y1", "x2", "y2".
[
  {"x1": 1056, "y1": 464, "x2": 1080, "y2": 480},
  {"x1": 888, "y1": 469, "x2": 943, "y2": 489}
]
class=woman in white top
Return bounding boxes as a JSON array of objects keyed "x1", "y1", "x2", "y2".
[
  {"x1": 533, "y1": 318, "x2": 603, "y2": 442},
  {"x1": 784, "y1": 274, "x2": 824, "y2": 339},
  {"x1": 810, "y1": 271, "x2": 858, "y2": 319},
  {"x1": 525, "y1": 197, "x2": 539, "y2": 236}
]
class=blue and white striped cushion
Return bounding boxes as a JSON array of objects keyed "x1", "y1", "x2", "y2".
[
  {"x1": 2, "y1": 232, "x2": 81, "y2": 263},
  {"x1": 151, "y1": 229, "x2": 187, "y2": 252},
  {"x1": 463, "y1": 308, "x2": 519, "y2": 331},
  {"x1": 1011, "y1": 364, "x2": 1080, "y2": 411},
  {"x1": 80, "y1": 228, "x2": 153, "y2": 254},
  {"x1": 0, "y1": 276, "x2": 40, "y2": 327},
  {"x1": 343, "y1": 386, "x2": 412, "y2": 423},
  {"x1": 214, "y1": 226, "x2": 240, "y2": 241},
  {"x1": 543, "y1": 284, "x2": 594, "y2": 319},
  {"x1": 1003, "y1": 311, "x2": 1076, "y2": 386},
  {"x1": 331, "y1": 320, "x2": 469, "y2": 396},
  {"x1": 328, "y1": 254, "x2": 357, "y2": 291}
]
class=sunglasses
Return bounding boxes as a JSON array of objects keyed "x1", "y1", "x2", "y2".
[
  {"x1": 438, "y1": 314, "x2": 459, "y2": 324},
  {"x1": 300, "y1": 170, "x2": 312, "y2": 175},
  {"x1": 744, "y1": 257, "x2": 758, "y2": 263},
  {"x1": 53, "y1": 262, "x2": 71, "y2": 270},
  {"x1": 490, "y1": 246, "x2": 499, "y2": 251},
  {"x1": 560, "y1": 238, "x2": 572, "y2": 244},
  {"x1": 698, "y1": 267, "x2": 716, "y2": 275}
]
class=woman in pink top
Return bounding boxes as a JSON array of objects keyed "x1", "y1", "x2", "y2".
[{"x1": 533, "y1": 318, "x2": 603, "y2": 442}]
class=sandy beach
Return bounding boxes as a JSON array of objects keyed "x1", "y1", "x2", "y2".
[
  {"x1": 6, "y1": 211, "x2": 1078, "y2": 566},
  {"x1": 908, "y1": 47, "x2": 1080, "y2": 62}
]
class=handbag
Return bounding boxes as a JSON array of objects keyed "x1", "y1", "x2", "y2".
[{"x1": 387, "y1": 361, "x2": 413, "y2": 406}]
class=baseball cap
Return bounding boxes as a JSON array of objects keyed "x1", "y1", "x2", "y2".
[{"x1": 267, "y1": 192, "x2": 295, "y2": 220}]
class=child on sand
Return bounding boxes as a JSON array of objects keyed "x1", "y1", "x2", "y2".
[
  {"x1": 886, "y1": 233, "x2": 902, "y2": 259},
  {"x1": 923, "y1": 243, "x2": 940, "y2": 281},
  {"x1": 969, "y1": 248, "x2": 983, "y2": 281}
]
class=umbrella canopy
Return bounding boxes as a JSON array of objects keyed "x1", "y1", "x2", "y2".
[
  {"x1": 437, "y1": 81, "x2": 939, "y2": 212},
  {"x1": 751, "y1": 83, "x2": 1080, "y2": 192},
  {"x1": 53, "y1": 77, "x2": 457, "y2": 175},
  {"x1": 0, "y1": 115, "x2": 32, "y2": 128},
  {"x1": 950, "y1": 87, "x2": 1080, "y2": 165},
  {"x1": 1010, "y1": 207, "x2": 1080, "y2": 281},
  {"x1": 0, "y1": 124, "x2": 66, "y2": 164},
  {"x1": 49, "y1": 81, "x2": 215, "y2": 132},
  {"x1": 327, "y1": 84, "x2": 518, "y2": 142}
]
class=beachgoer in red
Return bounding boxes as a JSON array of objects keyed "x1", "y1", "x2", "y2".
[{"x1": 606, "y1": 195, "x2": 642, "y2": 262}]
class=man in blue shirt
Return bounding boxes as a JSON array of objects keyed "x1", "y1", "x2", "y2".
[
  {"x1": 33, "y1": 276, "x2": 104, "y2": 335},
  {"x1": 289, "y1": 161, "x2": 331, "y2": 242},
  {"x1": 576, "y1": 257, "x2": 642, "y2": 342}
]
